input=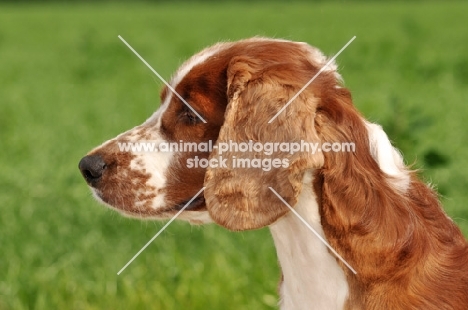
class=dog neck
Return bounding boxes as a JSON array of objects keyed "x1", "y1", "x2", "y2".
[{"x1": 269, "y1": 173, "x2": 348, "y2": 310}]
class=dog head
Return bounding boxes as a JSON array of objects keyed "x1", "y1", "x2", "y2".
[{"x1": 79, "y1": 37, "x2": 407, "y2": 230}]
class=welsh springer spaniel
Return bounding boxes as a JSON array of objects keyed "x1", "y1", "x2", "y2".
[{"x1": 79, "y1": 37, "x2": 468, "y2": 309}]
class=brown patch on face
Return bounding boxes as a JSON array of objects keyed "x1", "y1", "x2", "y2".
[{"x1": 160, "y1": 48, "x2": 235, "y2": 209}]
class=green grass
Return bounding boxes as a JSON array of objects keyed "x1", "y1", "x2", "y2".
[{"x1": 1, "y1": 1, "x2": 467, "y2": 309}]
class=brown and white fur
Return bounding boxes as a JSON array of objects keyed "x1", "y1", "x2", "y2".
[{"x1": 79, "y1": 37, "x2": 468, "y2": 309}]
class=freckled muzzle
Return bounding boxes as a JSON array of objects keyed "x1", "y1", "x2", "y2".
[{"x1": 78, "y1": 149, "x2": 168, "y2": 217}]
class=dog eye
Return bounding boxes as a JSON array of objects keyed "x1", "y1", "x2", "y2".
[{"x1": 180, "y1": 108, "x2": 202, "y2": 125}]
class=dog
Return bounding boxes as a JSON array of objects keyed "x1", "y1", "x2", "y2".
[{"x1": 79, "y1": 37, "x2": 468, "y2": 309}]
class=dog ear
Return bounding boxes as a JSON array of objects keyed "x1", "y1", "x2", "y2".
[
  {"x1": 313, "y1": 84, "x2": 418, "y2": 246},
  {"x1": 204, "y1": 55, "x2": 325, "y2": 231}
]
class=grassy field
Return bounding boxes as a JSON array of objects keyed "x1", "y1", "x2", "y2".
[{"x1": 1, "y1": 1, "x2": 467, "y2": 309}]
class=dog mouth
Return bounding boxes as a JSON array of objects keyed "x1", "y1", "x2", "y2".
[
  {"x1": 91, "y1": 187, "x2": 206, "y2": 214},
  {"x1": 174, "y1": 196, "x2": 206, "y2": 211}
]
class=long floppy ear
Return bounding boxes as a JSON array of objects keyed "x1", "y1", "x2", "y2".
[
  {"x1": 313, "y1": 89, "x2": 412, "y2": 228},
  {"x1": 204, "y1": 55, "x2": 324, "y2": 231},
  {"x1": 312, "y1": 85, "x2": 421, "y2": 280}
]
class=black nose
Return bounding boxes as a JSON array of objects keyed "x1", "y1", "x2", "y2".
[{"x1": 78, "y1": 154, "x2": 107, "y2": 184}]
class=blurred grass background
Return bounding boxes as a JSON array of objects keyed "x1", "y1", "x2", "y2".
[{"x1": 1, "y1": 1, "x2": 467, "y2": 309}]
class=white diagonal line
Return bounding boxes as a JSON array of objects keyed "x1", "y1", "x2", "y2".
[
  {"x1": 118, "y1": 35, "x2": 207, "y2": 123},
  {"x1": 268, "y1": 36, "x2": 356, "y2": 123},
  {"x1": 117, "y1": 187, "x2": 206, "y2": 275},
  {"x1": 268, "y1": 187, "x2": 357, "y2": 274}
]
